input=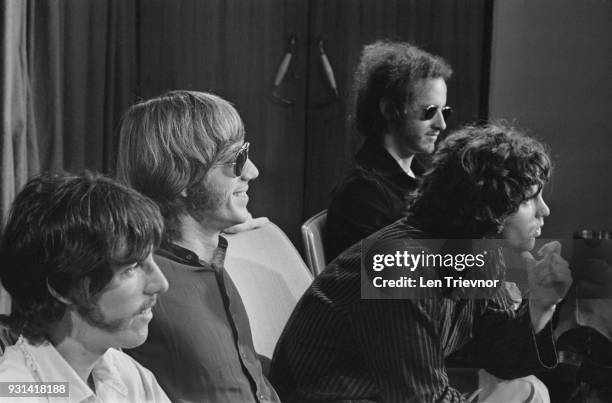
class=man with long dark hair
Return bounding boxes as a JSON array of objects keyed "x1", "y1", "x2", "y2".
[
  {"x1": 271, "y1": 123, "x2": 572, "y2": 402},
  {"x1": 0, "y1": 172, "x2": 170, "y2": 402},
  {"x1": 326, "y1": 41, "x2": 453, "y2": 260}
]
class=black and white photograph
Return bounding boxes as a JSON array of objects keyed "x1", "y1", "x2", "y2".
[{"x1": 0, "y1": 0, "x2": 610, "y2": 402}]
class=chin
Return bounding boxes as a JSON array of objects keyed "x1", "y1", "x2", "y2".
[
  {"x1": 415, "y1": 145, "x2": 435, "y2": 155},
  {"x1": 119, "y1": 331, "x2": 149, "y2": 349},
  {"x1": 218, "y1": 205, "x2": 251, "y2": 229},
  {"x1": 232, "y1": 207, "x2": 251, "y2": 223},
  {"x1": 115, "y1": 322, "x2": 150, "y2": 349}
]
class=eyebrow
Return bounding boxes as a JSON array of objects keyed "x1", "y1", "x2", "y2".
[
  {"x1": 213, "y1": 144, "x2": 239, "y2": 163},
  {"x1": 524, "y1": 186, "x2": 542, "y2": 200},
  {"x1": 224, "y1": 140, "x2": 245, "y2": 154}
]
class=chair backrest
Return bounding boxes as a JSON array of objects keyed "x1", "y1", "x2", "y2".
[
  {"x1": 224, "y1": 222, "x2": 313, "y2": 361},
  {"x1": 301, "y1": 210, "x2": 327, "y2": 275}
]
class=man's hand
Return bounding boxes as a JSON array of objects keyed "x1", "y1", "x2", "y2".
[
  {"x1": 520, "y1": 241, "x2": 572, "y2": 332},
  {"x1": 223, "y1": 213, "x2": 270, "y2": 234}
]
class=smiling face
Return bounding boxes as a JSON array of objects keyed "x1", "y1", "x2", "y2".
[
  {"x1": 75, "y1": 253, "x2": 169, "y2": 352},
  {"x1": 388, "y1": 77, "x2": 448, "y2": 158},
  {"x1": 186, "y1": 141, "x2": 259, "y2": 232},
  {"x1": 502, "y1": 188, "x2": 551, "y2": 252}
]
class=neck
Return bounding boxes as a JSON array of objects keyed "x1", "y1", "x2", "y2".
[
  {"x1": 381, "y1": 136, "x2": 416, "y2": 177},
  {"x1": 175, "y1": 214, "x2": 220, "y2": 263},
  {"x1": 48, "y1": 316, "x2": 103, "y2": 387}
]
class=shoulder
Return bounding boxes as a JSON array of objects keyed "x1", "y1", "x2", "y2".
[
  {"x1": 0, "y1": 345, "x2": 33, "y2": 382},
  {"x1": 152, "y1": 251, "x2": 196, "y2": 283},
  {"x1": 336, "y1": 167, "x2": 385, "y2": 193},
  {"x1": 0, "y1": 348, "x2": 42, "y2": 402},
  {"x1": 329, "y1": 169, "x2": 389, "y2": 210},
  {"x1": 152, "y1": 252, "x2": 181, "y2": 272},
  {"x1": 151, "y1": 253, "x2": 179, "y2": 279}
]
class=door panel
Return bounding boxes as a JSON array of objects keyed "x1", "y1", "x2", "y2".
[
  {"x1": 137, "y1": 0, "x2": 309, "y2": 243},
  {"x1": 303, "y1": 0, "x2": 493, "y2": 219},
  {"x1": 133, "y1": 0, "x2": 491, "y2": 247}
]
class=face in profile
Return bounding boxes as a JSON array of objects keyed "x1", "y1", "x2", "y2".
[
  {"x1": 502, "y1": 188, "x2": 551, "y2": 252},
  {"x1": 186, "y1": 140, "x2": 259, "y2": 231},
  {"x1": 392, "y1": 77, "x2": 448, "y2": 157},
  {"x1": 77, "y1": 252, "x2": 169, "y2": 351}
]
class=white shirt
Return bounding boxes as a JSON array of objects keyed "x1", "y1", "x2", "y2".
[{"x1": 0, "y1": 337, "x2": 170, "y2": 403}]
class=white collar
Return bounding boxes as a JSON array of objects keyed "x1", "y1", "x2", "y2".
[{"x1": 18, "y1": 337, "x2": 128, "y2": 402}]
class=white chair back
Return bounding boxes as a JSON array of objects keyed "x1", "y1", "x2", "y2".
[{"x1": 224, "y1": 222, "x2": 313, "y2": 361}]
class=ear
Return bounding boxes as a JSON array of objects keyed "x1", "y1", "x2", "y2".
[
  {"x1": 46, "y1": 279, "x2": 73, "y2": 305},
  {"x1": 379, "y1": 97, "x2": 398, "y2": 122}
]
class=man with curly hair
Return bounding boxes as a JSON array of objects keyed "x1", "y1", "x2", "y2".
[
  {"x1": 0, "y1": 172, "x2": 170, "y2": 402},
  {"x1": 326, "y1": 41, "x2": 453, "y2": 260},
  {"x1": 270, "y1": 123, "x2": 572, "y2": 402}
]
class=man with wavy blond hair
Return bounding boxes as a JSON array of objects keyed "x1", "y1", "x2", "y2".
[{"x1": 117, "y1": 91, "x2": 278, "y2": 403}]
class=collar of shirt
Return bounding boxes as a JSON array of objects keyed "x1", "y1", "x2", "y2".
[
  {"x1": 355, "y1": 138, "x2": 427, "y2": 179},
  {"x1": 18, "y1": 338, "x2": 128, "y2": 402},
  {"x1": 157, "y1": 236, "x2": 228, "y2": 269}
]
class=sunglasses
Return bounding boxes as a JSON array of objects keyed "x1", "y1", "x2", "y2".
[
  {"x1": 419, "y1": 105, "x2": 453, "y2": 121},
  {"x1": 214, "y1": 142, "x2": 250, "y2": 177}
]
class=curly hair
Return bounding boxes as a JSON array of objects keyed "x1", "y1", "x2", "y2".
[
  {"x1": 410, "y1": 123, "x2": 551, "y2": 238},
  {"x1": 352, "y1": 40, "x2": 452, "y2": 140},
  {"x1": 0, "y1": 172, "x2": 163, "y2": 344},
  {"x1": 116, "y1": 90, "x2": 245, "y2": 241}
]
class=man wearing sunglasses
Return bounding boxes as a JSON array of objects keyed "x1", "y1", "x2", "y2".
[
  {"x1": 271, "y1": 124, "x2": 566, "y2": 402},
  {"x1": 116, "y1": 91, "x2": 279, "y2": 402},
  {"x1": 326, "y1": 40, "x2": 453, "y2": 261}
]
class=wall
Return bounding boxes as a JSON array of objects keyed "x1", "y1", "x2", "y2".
[{"x1": 489, "y1": 0, "x2": 612, "y2": 240}]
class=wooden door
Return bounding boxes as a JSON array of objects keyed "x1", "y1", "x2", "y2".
[
  {"x1": 133, "y1": 0, "x2": 492, "y2": 247},
  {"x1": 137, "y1": 0, "x2": 309, "y2": 243},
  {"x1": 303, "y1": 0, "x2": 493, "y2": 219}
]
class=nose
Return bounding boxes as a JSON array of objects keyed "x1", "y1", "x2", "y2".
[
  {"x1": 240, "y1": 159, "x2": 259, "y2": 181},
  {"x1": 536, "y1": 194, "x2": 551, "y2": 218},
  {"x1": 432, "y1": 109, "x2": 447, "y2": 131},
  {"x1": 145, "y1": 258, "x2": 169, "y2": 294}
]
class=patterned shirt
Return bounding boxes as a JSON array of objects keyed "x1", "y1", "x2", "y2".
[{"x1": 270, "y1": 217, "x2": 557, "y2": 402}]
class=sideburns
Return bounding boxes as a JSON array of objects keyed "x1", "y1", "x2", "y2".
[{"x1": 184, "y1": 180, "x2": 224, "y2": 222}]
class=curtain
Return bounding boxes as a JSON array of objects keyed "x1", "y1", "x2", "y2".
[
  {"x1": 0, "y1": 0, "x2": 38, "y2": 313},
  {"x1": 0, "y1": 0, "x2": 138, "y2": 313},
  {"x1": 30, "y1": 0, "x2": 138, "y2": 174},
  {"x1": 1, "y1": 0, "x2": 139, "y2": 218},
  {"x1": 302, "y1": 0, "x2": 494, "y2": 220},
  {"x1": 2, "y1": 0, "x2": 494, "y2": 249},
  {"x1": 0, "y1": 0, "x2": 38, "y2": 228}
]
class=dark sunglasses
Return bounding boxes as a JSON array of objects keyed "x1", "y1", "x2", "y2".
[
  {"x1": 420, "y1": 105, "x2": 453, "y2": 121},
  {"x1": 214, "y1": 142, "x2": 250, "y2": 177}
]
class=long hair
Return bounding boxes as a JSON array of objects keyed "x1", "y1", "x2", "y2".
[
  {"x1": 352, "y1": 40, "x2": 452, "y2": 140},
  {"x1": 116, "y1": 90, "x2": 245, "y2": 241},
  {"x1": 410, "y1": 123, "x2": 551, "y2": 238},
  {"x1": 0, "y1": 172, "x2": 163, "y2": 343}
]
